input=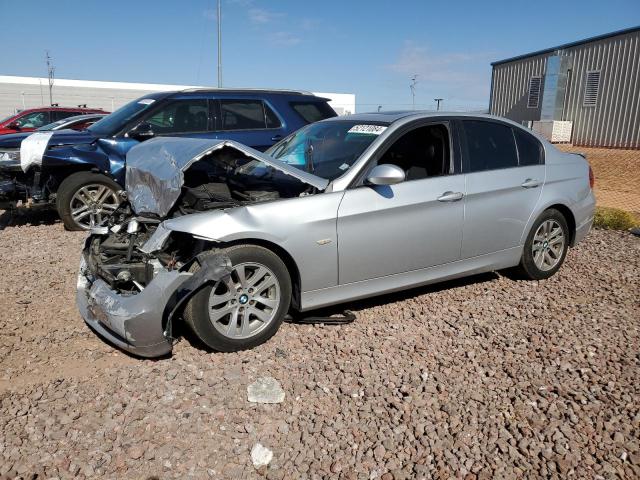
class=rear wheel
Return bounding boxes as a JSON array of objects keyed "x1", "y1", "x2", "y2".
[
  {"x1": 184, "y1": 245, "x2": 292, "y2": 352},
  {"x1": 516, "y1": 208, "x2": 569, "y2": 280},
  {"x1": 56, "y1": 171, "x2": 121, "y2": 230}
]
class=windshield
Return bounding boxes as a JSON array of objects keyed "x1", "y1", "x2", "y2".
[
  {"x1": 88, "y1": 97, "x2": 159, "y2": 136},
  {"x1": 265, "y1": 120, "x2": 386, "y2": 180},
  {"x1": 0, "y1": 114, "x2": 16, "y2": 124}
]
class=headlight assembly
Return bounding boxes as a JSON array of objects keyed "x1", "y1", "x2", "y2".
[{"x1": 0, "y1": 150, "x2": 20, "y2": 162}]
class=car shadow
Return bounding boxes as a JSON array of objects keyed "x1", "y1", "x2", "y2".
[
  {"x1": 288, "y1": 271, "x2": 501, "y2": 321},
  {"x1": 0, "y1": 208, "x2": 60, "y2": 230},
  {"x1": 179, "y1": 271, "x2": 501, "y2": 355}
]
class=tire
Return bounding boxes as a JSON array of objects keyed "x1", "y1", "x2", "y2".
[
  {"x1": 56, "y1": 171, "x2": 121, "y2": 231},
  {"x1": 184, "y1": 245, "x2": 292, "y2": 352},
  {"x1": 515, "y1": 208, "x2": 570, "y2": 280}
]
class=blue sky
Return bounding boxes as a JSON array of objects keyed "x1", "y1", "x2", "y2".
[{"x1": 1, "y1": 0, "x2": 638, "y2": 111}]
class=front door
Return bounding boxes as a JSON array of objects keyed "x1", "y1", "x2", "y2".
[{"x1": 337, "y1": 122, "x2": 465, "y2": 284}]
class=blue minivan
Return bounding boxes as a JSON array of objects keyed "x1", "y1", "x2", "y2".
[{"x1": 0, "y1": 89, "x2": 336, "y2": 229}]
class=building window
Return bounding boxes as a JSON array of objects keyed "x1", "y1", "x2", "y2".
[
  {"x1": 527, "y1": 76, "x2": 541, "y2": 108},
  {"x1": 584, "y1": 70, "x2": 601, "y2": 107}
]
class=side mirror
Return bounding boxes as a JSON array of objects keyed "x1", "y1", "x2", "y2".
[
  {"x1": 128, "y1": 122, "x2": 155, "y2": 141},
  {"x1": 7, "y1": 122, "x2": 21, "y2": 130},
  {"x1": 366, "y1": 164, "x2": 405, "y2": 186}
]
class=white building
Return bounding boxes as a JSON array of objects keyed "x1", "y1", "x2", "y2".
[{"x1": 0, "y1": 75, "x2": 356, "y2": 117}]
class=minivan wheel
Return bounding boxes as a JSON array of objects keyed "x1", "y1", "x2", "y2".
[
  {"x1": 56, "y1": 172, "x2": 121, "y2": 231},
  {"x1": 184, "y1": 245, "x2": 292, "y2": 352},
  {"x1": 516, "y1": 208, "x2": 569, "y2": 280}
]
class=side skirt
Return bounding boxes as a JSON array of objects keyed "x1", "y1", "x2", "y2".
[{"x1": 300, "y1": 246, "x2": 522, "y2": 311}]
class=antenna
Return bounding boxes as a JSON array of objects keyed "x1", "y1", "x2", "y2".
[
  {"x1": 46, "y1": 51, "x2": 55, "y2": 106},
  {"x1": 217, "y1": 0, "x2": 222, "y2": 87},
  {"x1": 410, "y1": 75, "x2": 418, "y2": 110}
]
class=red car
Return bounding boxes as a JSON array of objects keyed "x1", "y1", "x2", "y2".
[{"x1": 0, "y1": 106, "x2": 107, "y2": 136}]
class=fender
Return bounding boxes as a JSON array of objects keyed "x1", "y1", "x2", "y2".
[{"x1": 163, "y1": 253, "x2": 233, "y2": 340}]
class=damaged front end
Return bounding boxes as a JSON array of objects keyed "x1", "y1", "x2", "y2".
[
  {"x1": 77, "y1": 214, "x2": 233, "y2": 357},
  {"x1": 77, "y1": 137, "x2": 326, "y2": 357}
]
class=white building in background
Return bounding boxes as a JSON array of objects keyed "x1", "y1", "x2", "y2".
[{"x1": 0, "y1": 75, "x2": 355, "y2": 117}]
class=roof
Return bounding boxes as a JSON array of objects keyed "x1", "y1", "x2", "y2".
[
  {"x1": 180, "y1": 88, "x2": 314, "y2": 96},
  {"x1": 491, "y1": 25, "x2": 640, "y2": 66},
  {"x1": 14, "y1": 106, "x2": 106, "y2": 113},
  {"x1": 324, "y1": 110, "x2": 502, "y2": 124}
]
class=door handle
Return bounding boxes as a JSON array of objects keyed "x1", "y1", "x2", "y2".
[
  {"x1": 437, "y1": 191, "x2": 464, "y2": 202},
  {"x1": 271, "y1": 134, "x2": 283, "y2": 142},
  {"x1": 521, "y1": 178, "x2": 541, "y2": 188}
]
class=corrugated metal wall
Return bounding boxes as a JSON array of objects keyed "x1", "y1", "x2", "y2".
[{"x1": 490, "y1": 29, "x2": 640, "y2": 148}]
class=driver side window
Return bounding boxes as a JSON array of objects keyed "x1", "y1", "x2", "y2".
[
  {"x1": 378, "y1": 123, "x2": 451, "y2": 181},
  {"x1": 144, "y1": 100, "x2": 209, "y2": 134},
  {"x1": 17, "y1": 111, "x2": 50, "y2": 128}
]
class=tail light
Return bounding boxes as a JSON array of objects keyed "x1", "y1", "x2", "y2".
[{"x1": 588, "y1": 165, "x2": 595, "y2": 189}]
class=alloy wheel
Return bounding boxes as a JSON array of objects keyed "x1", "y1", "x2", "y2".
[
  {"x1": 207, "y1": 262, "x2": 281, "y2": 339},
  {"x1": 532, "y1": 219, "x2": 565, "y2": 271},
  {"x1": 69, "y1": 184, "x2": 120, "y2": 230}
]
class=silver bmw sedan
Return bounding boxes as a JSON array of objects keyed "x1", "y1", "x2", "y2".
[{"x1": 76, "y1": 112, "x2": 595, "y2": 357}]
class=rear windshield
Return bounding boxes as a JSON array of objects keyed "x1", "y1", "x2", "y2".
[{"x1": 290, "y1": 101, "x2": 337, "y2": 124}]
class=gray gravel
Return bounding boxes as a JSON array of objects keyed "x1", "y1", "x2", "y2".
[{"x1": 0, "y1": 212, "x2": 638, "y2": 479}]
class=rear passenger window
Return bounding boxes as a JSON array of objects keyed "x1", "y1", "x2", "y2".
[
  {"x1": 265, "y1": 104, "x2": 282, "y2": 128},
  {"x1": 514, "y1": 128, "x2": 543, "y2": 166},
  {"x1": 463, "y1": 120, "x2": 518, "y2": 172},
  {"x1": 52, "y1": 111, "x2": 76, "y2": 121},
  {"x1": 290, "y1": 101, "x2": 337, "y2": 124},
  {"x1": 220, "y1": 100, "x2": 280, "y2": 130}
]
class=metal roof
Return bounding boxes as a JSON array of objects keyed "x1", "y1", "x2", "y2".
[{"x1": 491, "y1": 25, "x2": 640, "y2": 66}]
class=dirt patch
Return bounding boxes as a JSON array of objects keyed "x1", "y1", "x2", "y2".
[
  {"x1": 558, "y1": 145, "x2": 640, "y2": 215},
  {"x1": 0, "y1": 213, "x2": 639, "y2": 479}
]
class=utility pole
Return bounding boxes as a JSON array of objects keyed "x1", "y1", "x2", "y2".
[
  {"x1": 46, "y1": 51, "x2": 55, "y2": 106},
  {"x1": 410, "y1": 75, "x2": 418, "y2": 110},
  {"x1": 434, "y1": 98, "x2": 443, "y2": 111},
  {"x1": 377, "y1": 105, "x2": 382, "y2": 112},
  {"x1": 217, "y1": 0, "x2": 222, "y2": 87}
]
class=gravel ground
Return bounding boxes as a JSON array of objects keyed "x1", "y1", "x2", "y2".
[{"x1": 0, "y1": 211, "x2": 639, "y2": 480}]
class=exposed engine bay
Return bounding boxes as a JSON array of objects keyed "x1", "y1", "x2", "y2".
[{"x1": 84, "y1": 144, "x2": 318, "y2": 295}]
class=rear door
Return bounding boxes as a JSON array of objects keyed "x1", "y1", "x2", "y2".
[
  {"x1": 212, "y1": 98, "x2": 287, "y2": 151},
  {"x1": 459, "y1": 119, "x2": 545, "y2": 258}
]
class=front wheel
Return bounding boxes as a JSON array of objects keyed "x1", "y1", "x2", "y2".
[
  {"x1": 516, "y1": 208, "x2": 570, "y2": 280},
  {"x1": 56, "y1": 172, "x2": 121, "y2": 231},
  {"x1": 184, "y1": 245, "x2": 292, "y2": 352}
]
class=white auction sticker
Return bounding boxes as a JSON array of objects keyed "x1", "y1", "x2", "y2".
[
  {"x1": 347, "y1": 124, "x2": 387, "y2": 135},
  {"x1": 138, "y1": 98, "x2": 155, "y2": 105}
]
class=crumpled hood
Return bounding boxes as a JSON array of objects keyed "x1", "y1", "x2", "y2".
[
  {"x1": 125, "y1": 137, "x2": 328, "y2": 217},
  {"x1": 0, "y1": 132, "x2": 32, "y2": 149}
]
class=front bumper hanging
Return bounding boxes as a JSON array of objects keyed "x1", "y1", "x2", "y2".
[{"x1": 76, "y1": 245, "x2": 232, "y2": 358}]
